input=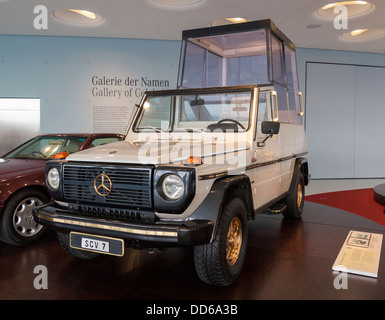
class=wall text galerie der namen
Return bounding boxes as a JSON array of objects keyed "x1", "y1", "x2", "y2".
[
  {"x1": 91, "y1": 76, "x2": 171, "y2": 99},
  {"x1": 90, "y1": 75, "x2": 173, "y2": 134}
]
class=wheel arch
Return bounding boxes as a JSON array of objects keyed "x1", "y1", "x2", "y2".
[
  {"x1": 1, "y1": 185, "x2": 50, "y2": 216},
  {"x1": 189, "y1": 174, "x2": 253, "y2": 242},
  {"x1": 289, "y1": 158, "x2": 310, "y2": 194}
]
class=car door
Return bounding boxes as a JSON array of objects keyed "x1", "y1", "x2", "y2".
[{"x1": 251, "y1": 89, "x2": 282, "y2": 210}]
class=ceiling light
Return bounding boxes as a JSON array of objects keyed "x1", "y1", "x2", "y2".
[
  {"x1": 151, "y1": 0, "x2": 202, "y2": 6},
  {"x1": 68, "y1": 10, "x2": 96, "y2": 20},
  {"x1": 350, "y1": 28, "x2": 368, "y2": 36},
  {"x1": 342, "y1": 28, "x2": 385, "y2": 41},
  {"x1": 53, "y1": 9, "x2": 103, "y2": 25},
  {"x1": 317, "y1": 1, "x2": 374, "y2": 18},
  {"x1": 211, "y1": 18, "x2": 248, "y2": 27},
  {"x1": 226, "y1": 17, "x2": 247, "y2": 24},
  {"x1": 321, "y1": 1, "x2": 368, "y2": 10}
]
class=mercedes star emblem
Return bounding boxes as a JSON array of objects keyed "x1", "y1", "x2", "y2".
[{"x1": 94, "y1": 174, "x2": 112, "y2": 196}]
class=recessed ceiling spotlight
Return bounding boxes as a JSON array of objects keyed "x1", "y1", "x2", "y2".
[
  {"x1": 53, "y1": 9, "x2": 103, "y2": 25},
  {"x1": 211, "y1": 17, "x2": 248, "y2": 27},
  {"x1": 350, "y1": 28, "x2": 368, "y2": 36},
  {"x1": 317, "y1": 1, "x2": 374, "y2": 18},
  {"x1": 321, "y1": 1, "x2": 368, "y2": 10},
  {"x1": 68, "y1": 9, "x2": 97, "y2": 20},
  {"x1": 151, "y1": 0, "x2": 202, "y2": 6},
  {"x1": 226, "y1": 17, "x2": 247, "y2": 24},
  {"x1": 341, "y1": 28, "x2": 385, "y2": 40}
]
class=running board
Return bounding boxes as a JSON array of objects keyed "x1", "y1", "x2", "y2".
[{"x1": 262, "y1": 203, "x2": 287, "y2": 215}]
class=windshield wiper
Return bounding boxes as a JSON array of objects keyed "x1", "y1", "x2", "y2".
[
  {"x1": 183, "y1": 127, "x2": 206, "y2": 133},
  {"x1": 140, "y1": 126, "x2": 168, "y2": 134}
]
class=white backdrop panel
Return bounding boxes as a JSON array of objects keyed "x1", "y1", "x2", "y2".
[
  {"x1": 306, "y1": 62, "x2": 385, "y2": 179},
  {"x1": 306, "y1": 63, "x2": 356, "y2": 179},
  {"x1": 354, "y1": 66, "x2": 385, "y2": 178}
]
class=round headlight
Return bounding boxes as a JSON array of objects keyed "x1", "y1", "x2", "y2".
[
  {"x1": 47, "y1": 168, "x2": 60, "y2": 190},
  {"x1": 161, "y1": 174, "x2": 184, "y2": 201}
]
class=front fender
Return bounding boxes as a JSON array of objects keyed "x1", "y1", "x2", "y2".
[
  {"x1": 188, "y1": 175, "x2": 253, "y2": 243},
  {"x1": 0, "y1": 173, "x2": 47, "y2": 212}
]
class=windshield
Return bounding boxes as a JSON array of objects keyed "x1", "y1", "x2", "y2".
[
  {"x1": 5, "y1": 136, "x2": 87, "y2": 160},
  {"x1": 133, "y1": 90, "x2": 252, "y2": 133}
]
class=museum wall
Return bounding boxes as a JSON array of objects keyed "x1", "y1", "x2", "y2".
[
  {"x1": 1, "y1": 34, "x2": 385, "y2": 178},
  {"x1": 296, "y1": 47, "x2": 385, "y2": 105},
  {"x1": 0, "y1": 35, "x2": 181, "y2": 135},
  {"x1": 296, "y1": 48, "x2": 385, "y2": 179}
]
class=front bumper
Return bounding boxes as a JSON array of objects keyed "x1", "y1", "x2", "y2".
[{"x1": 33, "y1": 203, "x2": 213, "y2": 247}]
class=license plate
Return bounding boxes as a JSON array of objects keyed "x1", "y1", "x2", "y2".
[{"x1": 70, "y1": 232, "x2": 124, "y2": 256}]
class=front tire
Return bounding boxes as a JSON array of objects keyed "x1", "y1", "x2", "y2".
[{"x1": 193, "y1": 198, "x2": 248, "y2": 286}]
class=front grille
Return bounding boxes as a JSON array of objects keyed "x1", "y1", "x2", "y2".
[
  {"x1": 68, "y1": 203, "x2": 156, "y2": 223},
  {"x1": 62, "y1": 163, "x2": 153, "y2": 209}
]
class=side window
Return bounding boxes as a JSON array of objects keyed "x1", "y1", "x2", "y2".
[
  {"x1": 257, "y1": 92, "x2": 272, "y2": 124},
  {"x1": 275, "y1": 85, "x2": 289, "y2": 123},
  {"x1": 271, "y1": 35, "x2": 285, "y2": 85},
  {"x1": 284, "y1": 44, "x2": 303, "y2": 125},
  {"x1": 257, "y1": 92, "x2": 273, "y2": 140},
  {"x1": 271, "y1": 35, "x2": 289, "y2": 123},
  {"x1": 91, "y1": 137, "x2": 121, "y2": 148}
]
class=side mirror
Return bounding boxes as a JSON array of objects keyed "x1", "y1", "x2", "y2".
[
  {"x1": 258, "y1": 121, "x2": 280, "y2": 147},
  {"x1": 261, "y1": 121, "x2": 280, "y2": 135}
]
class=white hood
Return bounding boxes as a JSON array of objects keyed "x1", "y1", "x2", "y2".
[{"x1": 66, "y1": 139, "x2": 249, "y2": 165}]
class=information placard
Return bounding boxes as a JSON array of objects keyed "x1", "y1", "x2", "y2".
[{"x1": 332, "y1": 230, "x2": 383, "y2": 278}]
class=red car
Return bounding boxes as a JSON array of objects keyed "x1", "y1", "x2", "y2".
[{"x1": 0, "y1": 133, "x2": 124, "y2": 246}]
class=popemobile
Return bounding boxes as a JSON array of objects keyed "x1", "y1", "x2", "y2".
[{"x1": 34, "y1": 19, "x2": 310, "y2": 286}]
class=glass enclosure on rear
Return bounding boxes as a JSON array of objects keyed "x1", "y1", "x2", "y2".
[
  {"x1": 178, "y1": 21, "x2": 303, "y2": 124},
  {"x1": 179, "y1": 29, "x2": 270, "y2": 88}
]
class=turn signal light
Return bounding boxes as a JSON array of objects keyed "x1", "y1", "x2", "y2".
[
  {"x1": 52, "y1": 152, "x2": 69, "y2": 159},
  {"x1": 184, "y1": 156, "x2": 203, "y2": 166}
]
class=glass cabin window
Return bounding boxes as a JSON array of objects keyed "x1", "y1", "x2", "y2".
[{"x1": 180, "y1": 29, "x2": 269, "y2": 88}]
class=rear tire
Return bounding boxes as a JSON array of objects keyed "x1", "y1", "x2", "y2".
[
  {"x1": 193, "y1": 198, "x2": 248, "y2": 286},
  {"x1": 283, "y1": 171, "x2": 305, "y2": 219}
]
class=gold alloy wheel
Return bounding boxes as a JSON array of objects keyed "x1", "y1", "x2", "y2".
[
  {"x1": 226, "y1": 217, "x2": 242, "y2": 266},
  {"x1": 297, "y1": 182, "x2": 303, "y2": 208}
]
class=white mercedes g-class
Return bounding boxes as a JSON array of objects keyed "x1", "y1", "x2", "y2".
[{"x1": 34, "y1": 20, "x2": 310, "y2": 286}]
